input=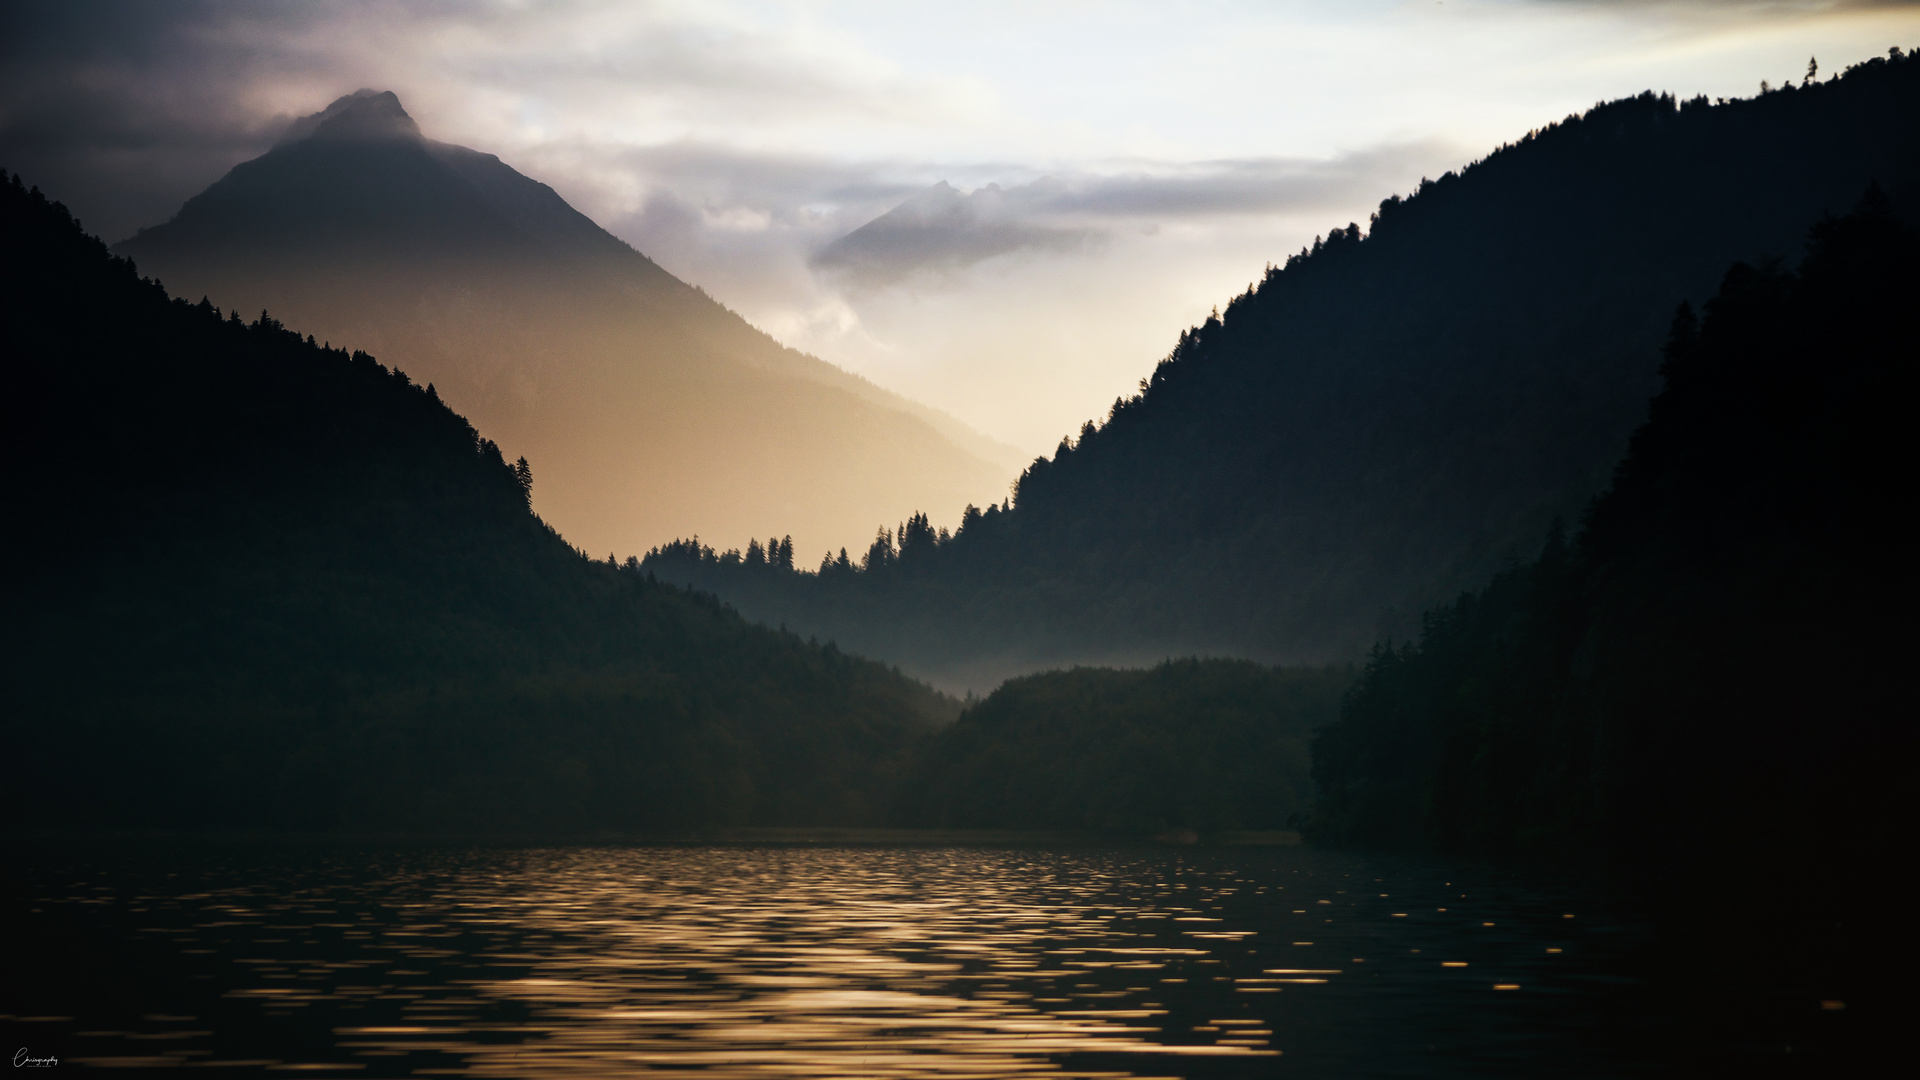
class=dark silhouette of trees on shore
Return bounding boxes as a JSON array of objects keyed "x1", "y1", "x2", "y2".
[{"x1": 1306, "y1": 192, "x2": 1915, "y2": 894}]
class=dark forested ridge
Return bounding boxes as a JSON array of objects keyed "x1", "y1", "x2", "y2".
[
  {"x1": 903, "y1": 661, "x2": 1349, "y2": 834},
  {"x1": 1, "y1": 170, "x2": 957, "y2": 833},
  {"x1": 645, "y1": 50, "x2": 1920, "y2": 690},
  {"x1": 1307, "y1": 193, "x2": 1914, "y2": 887}
]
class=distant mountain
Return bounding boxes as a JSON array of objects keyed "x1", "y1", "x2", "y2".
[
  {"x1": 114, "y1": 90, "x2": 1019, "y2": 561},
  {"x1": 647, "y1": 50, "x2": 1920, "y2": 691},
  {"x1": 1, "y1": 170, "x2": 955, "y2": 832},
  {"x1": 813, "y1": 178, "x2": 1083, "y2": 284}
]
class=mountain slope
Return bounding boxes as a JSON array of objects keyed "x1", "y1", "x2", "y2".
[
  {"x1": 1308, "y1": 192, "x2": 1914, "y2": 882},
  {"x1": 1, "y1": 170, "x2": 955, "y2": 832},
  {"x1": 114, "y1": 90, "x2": 1017, "y2": 561},
  {"x1": 646, "y1": 51, "x2": 1920, "y2": 690}
]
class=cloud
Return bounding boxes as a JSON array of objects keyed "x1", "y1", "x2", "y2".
[
  {"x1": 812, "y1": 180, "x2": 1093, "y2": 285},
  {"x1": 1042, "y1": 148, "x2": 1461, "y2": 220},
  {"x1": 0, "y1": 1, "x2": 316, "y2": 240},
  {"x1": 804, "y1": 143, "x2": 1458, "y2": 287},
  {"x1": 0, "y1": 0, "x2": 983, "y2": 242}
]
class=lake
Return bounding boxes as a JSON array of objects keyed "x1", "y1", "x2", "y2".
[{"x1": 0, "y1": 843, "x2": 1855, "y2": 1076}]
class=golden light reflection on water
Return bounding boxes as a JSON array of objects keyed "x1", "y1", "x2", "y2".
[
  {"x1": 230, "y1": 849, "x2": 1300, "y2": 1077},
  {"x1": 14, "y1": 845, "x2": 1620, "y2": 1077}
]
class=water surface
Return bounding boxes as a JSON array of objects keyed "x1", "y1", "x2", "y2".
[{"x1": 0, "y1": 844, "x2": 1847, "y2": 1076}]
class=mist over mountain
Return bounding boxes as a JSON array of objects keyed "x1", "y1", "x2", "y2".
[
  {"x1": 113, "y1": 90, "x2": 1020, "y2": 560},
  {"x1": 647, "y1": 51, "x2": 1920, "y2": 691},
  {"x1": 813, "y1": 178, "x2": 1087, "y2": 285}
]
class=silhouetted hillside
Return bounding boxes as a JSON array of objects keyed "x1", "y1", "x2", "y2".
[
  {"x1": 1308, "y1": 193, "x2": 1913, "y2": 887},
  {"x1": 646, "y1": 50, "x2": 1920, "y2": 690},
  {"x1": 1, "y1": 170, "x2": 956, "y2": 833},
  {"x1": 904, "y1": 660, "x2": 1349, "y2": 834},
  {"x1": 114, "y1": 90, "x2": 1019, "y2": 561}
]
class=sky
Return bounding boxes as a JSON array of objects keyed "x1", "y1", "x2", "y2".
[{"x1": 5, "y1": 0, "x2": 1917, "y2": 455}]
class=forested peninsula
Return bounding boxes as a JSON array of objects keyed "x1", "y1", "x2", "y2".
[{"x1": 906, "y1": 661, "x2": 1349, "y2": 834}]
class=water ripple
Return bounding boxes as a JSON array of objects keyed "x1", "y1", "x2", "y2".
[{"x1": 2, "y1": 845, "x2": 1681, "y2": 1077}]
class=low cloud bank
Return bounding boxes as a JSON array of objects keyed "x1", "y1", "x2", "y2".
[{"x1": 808, "y1": 145, "x2": 1457, "y2": 287}]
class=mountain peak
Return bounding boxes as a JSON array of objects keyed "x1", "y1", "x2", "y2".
[{"x1": 278, "y1": 89, "x2": 421, "y2": 146}]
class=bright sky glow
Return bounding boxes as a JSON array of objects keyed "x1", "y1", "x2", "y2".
[{"x1": 6, "y1": 0, "x2": 1916, "y2": 453}]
